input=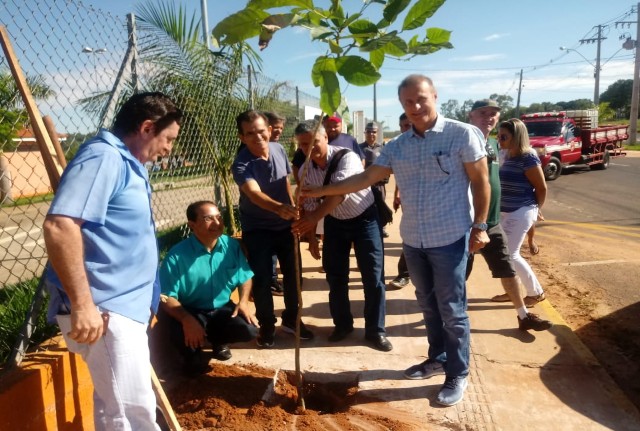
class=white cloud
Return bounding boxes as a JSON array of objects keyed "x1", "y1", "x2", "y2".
[
  {"x1": 450, "y1": 54, "x2": 506, "y2": 62},
  {"x1": 484, "y1": 33, "x2": 509, "y2": 41},
  {"x1": 285, "y1": 52, "x2": 324, "y2": 63}
]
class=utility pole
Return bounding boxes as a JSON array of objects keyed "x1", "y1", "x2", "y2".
[
  {"x1": 515, "y1": 69, "x2": 523, "y2": 117},
  {"x1": 580, "y1": 25, "x2": 606, "y2": 106},
  {"x1": 621, "y1": 4, "x2": 640, "y2": 144},
  {"x1": 373, "y1": 82, "x2": 377, "y2": 122},
  {"x1": 200, "y1": 0, "x2": 211, "y2": 49}
]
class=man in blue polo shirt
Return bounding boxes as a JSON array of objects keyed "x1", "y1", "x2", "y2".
[
  {"x1": 44, "y1": 92, "x2": 182, "y2": 430},
  {"x1": 159, "y1": 201, "x2": 258, "y2": 375},
  {"x1": 232, "y1": 110, "x2": 314, "y2": 348}
]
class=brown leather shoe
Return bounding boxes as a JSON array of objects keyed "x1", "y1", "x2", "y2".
[
  {"x1": 490, "y1": 293, "x2": 510, "y2": 302},
  {"x1": 524, "y1": 293, "x2": 546, "y2": 307}
]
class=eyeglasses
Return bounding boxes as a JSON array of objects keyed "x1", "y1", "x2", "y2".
[
  {"x1": 202, "y1": 214, "x2": 223, "y2": 223},
  {"x1": 365, "y1": 130, "x2": 377, "y2": 134},
  {"x1": 498, "y1": 134, "x2": 510, "y2": 141}
]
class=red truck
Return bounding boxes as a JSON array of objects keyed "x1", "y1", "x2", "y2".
[{"x1": 520, "y1": 110, "x2": 628, "y2": 180}]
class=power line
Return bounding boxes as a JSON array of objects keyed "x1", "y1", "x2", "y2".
[{"x1": 382, "y1": 54, "x2": 633, "y2": 74}]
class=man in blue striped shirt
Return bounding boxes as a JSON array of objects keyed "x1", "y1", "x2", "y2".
[
  {"x1": 292, "y1": 120, "x2": 391, "y2": 352},
  {"x1": 301, "y1": 75, "x2": 490, "y2": 406}
]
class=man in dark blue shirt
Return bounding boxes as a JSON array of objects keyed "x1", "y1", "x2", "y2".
[{"x1": 232, "y1": 110, "x2": 314, "y2": 348}]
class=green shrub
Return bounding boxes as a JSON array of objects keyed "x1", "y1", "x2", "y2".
[{"x1": 0, "y1": 278, "x2": 58, "y2": 364}]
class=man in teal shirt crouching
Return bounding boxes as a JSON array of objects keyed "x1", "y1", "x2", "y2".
[{"x1": 160, "y1": 200, "x2": 259, "y2": 375}]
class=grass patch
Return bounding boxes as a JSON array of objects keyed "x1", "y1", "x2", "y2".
[
  {"x1": 1, "y1": 193, "x2": 54, "y2": 208},
  {"x1": 0, "y1": 278, "x2": 58, "y2": 364},
  {"x1": 0, "y1": 224, "x2": 240, "y2": 366},
  {"x1": 624, "y1": 144, "x2": 640, "y2": 151}
]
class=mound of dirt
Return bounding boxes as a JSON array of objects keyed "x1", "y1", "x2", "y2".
[{"x1": 161, "y1": 363, "x2": 419, "y2": 431}]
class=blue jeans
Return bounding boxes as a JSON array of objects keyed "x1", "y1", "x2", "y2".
[
  {"x1": 243, "y1": 228, "x2": 300, "y2": 329},
  {"x1": 403, "y1": 234, "x2": 470, "y2": 378},
  {"x1": 323, "y1": 205, "x2": 386, "y2": 336}
]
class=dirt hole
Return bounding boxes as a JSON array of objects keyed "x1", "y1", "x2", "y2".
[
  {"x1": 163, "y1": 363, "x2": 366, "y2": 430},
  {"x1": 270, "y1": 369, "x2": 359, "y2": 414}
]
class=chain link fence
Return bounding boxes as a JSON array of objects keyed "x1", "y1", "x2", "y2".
[{"x1": 0, "y1": 0, "x2": 319, "y2": 365}]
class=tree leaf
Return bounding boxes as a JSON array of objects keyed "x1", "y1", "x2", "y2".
[
  {"x1": 348, "y1": 19, "x2": 378, "y2": 36},
  {"x1": 312, "y1": 56, "x2": 337, "y2": 87},
  {"x1": 262, "y1": 13, "x2": 300, "y2": 28},
  {"x1": 319, "y1": 71, "x2": 341, "y2": 114},
  {"x1": 247, "y1": 0, "x2": 314, "y2": 9},
  {"x1": 212, "y1": 9, "x2": 270, "y2": 44},
  {"x1": 310, "y1": 27, "x2": 334, "y2": 40},
  {"x1": 426, "y1": 27, "x2": 451, "y2": 45},
  {"x1": 329, "y1": 0, "x2": 345, "y2": 26},
  {"x1": 382, "y1": 36, "x2": 408, "y2": 57},
  {"x1": 358, "y1": 31, "x2": 398, "y2": 52},
  {"x1": 328, "y1": 39, "x2": 343, "y2": 54},
  {"x1": 383, "y1": 0, "x2": 411, "y2": 24},
  {"x1": 402, "y1": 0, "x2": 446, "y2": 31},
  {"x1": 369, "y1": 49, "x2": 385, "y2": 69},
  {"x1": 336, "y1": 56, "x2": 381, "y2": 86}
]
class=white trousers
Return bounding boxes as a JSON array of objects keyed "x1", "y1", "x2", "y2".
[
  {"x1": 500, "y1": 205, "x2": 544, "y2": 297},
  {"x1": 57, "y1": 312, "x2": 160, "y2": 431}
]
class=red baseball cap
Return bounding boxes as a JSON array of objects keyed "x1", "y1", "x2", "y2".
[{"x1": 325, "y1": 115, "x2": 342, "y2": 124}]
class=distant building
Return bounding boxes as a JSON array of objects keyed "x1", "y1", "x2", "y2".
[{"x1": 0, "y1": 129, "x2": 67, "y2": 201}]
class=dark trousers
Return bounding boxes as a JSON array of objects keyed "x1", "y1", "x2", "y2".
[
  {"x1": 169, "y1": 300, "x2": 258, "y2": 359},
  {"x1": 323, "y1": 205, "x2": 386, "y2": 337},
  {"x1": 243, "y1": 228, "x2": 300, "y2": 329},
  {"x1": 397, "y1": 252, "x2": 409, "y2": 278}
]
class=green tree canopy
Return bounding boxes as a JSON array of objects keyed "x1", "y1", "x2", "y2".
[
  {"x1": 212, "y1": 0, "x2": 452, "y2": 115},
  {"x1": 599, "y1": 79, "x2": 632, "y2": 116},
  {"x1": 0, "y1": 69, "x2": 55, "y2": 152}
]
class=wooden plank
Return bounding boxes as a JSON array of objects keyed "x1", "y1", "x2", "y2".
[
  {"x1": 0, "y1": 25, "x2": 63, "y2": 191},
  {"x1": 43, "y1": 115, "x2": 68, "y2": 169},
  {"x1": 151, "y1": 368, "x2": 182, "y2": 431}
]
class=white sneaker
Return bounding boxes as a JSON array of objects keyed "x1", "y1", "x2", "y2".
[{"x1": 436, "y1": 376, "x2": 468, "y2": 406}]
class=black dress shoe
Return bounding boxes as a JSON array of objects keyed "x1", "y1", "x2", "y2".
[
  {"x1": 328, "y1": 326, "x2": 354, "y2": 342},
  {"x1": 365, "y1": 334, "x2": 393, "y2": 352},
  {"x1": 183, "y1": 351, "x2": 211, "y2": 377},
  {"x1": 212, "y1": 344, "x2": 232, "y2": 361}
]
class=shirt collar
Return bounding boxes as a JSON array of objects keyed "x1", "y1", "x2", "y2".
[
  {"x1": 188, "y1": 233, "x2": 222, "y2": 254},
  {"x1": 410, "y1": 114, "x2": 445, "y2": 138},
  {"x1": 311, "y1": 145, "x2": 338, "y2": 170}
]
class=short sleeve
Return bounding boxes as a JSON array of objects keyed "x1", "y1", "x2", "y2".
[
  {"x1": 159, "y1": 253, "x2": 182, "y2": 299},
  {"x1": 522, "y1": 151, "x2": 541, "y2": 170},
  {"x1": 460, "y1": 125, "x2": 487, "y2": 164},
  {"x1": 48, "y1": 144, "x2": 122, "y2": 225}
]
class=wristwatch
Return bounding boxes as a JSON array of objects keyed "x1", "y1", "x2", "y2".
[{"x1": 472, "y1": 222, "x2": 488, "y2": 231}]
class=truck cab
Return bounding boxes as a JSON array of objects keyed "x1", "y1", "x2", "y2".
[{"x1": 521, "y1": 110, "x2": 597, "y2": 180}]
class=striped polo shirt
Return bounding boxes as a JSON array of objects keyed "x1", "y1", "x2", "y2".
[{"x1": 301, "y1": 146, "x2": 374, "y2": 220}]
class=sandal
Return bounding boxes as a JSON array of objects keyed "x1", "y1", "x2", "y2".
[{"x1": 529, "y1": 243, "x2": 540, "y2": 255}]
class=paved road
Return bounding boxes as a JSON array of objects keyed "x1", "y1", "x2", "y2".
[
  {"x1": 540, "y1": 154, "x2": 640, "y2": 310},
  {"x1": 0, "y1": 177, "x2": 225, "y2": 287}
]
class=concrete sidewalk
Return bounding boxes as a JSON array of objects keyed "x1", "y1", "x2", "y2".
[{"x1": 226, "y1": 186, "x2": 640, "y2": 430}]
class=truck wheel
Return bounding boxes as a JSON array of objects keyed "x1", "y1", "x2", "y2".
[
  {"x1": 592, "y1": 151, "x2": 610, "y2": 170},
  {"x1": 544, "y1": 157, "x2": 562, "y2": 181}
]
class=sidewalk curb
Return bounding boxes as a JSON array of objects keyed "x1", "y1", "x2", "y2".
[{"x1": 540, "y1": 299, "x2": 640, "y2": 419}]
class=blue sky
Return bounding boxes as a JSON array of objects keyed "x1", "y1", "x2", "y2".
[
  {"x1": 9, "y1": 0, "x2": 638, "y2": 130},
  {"x1": 190, "y1": 1, "x2": 637, "y2": 126}
]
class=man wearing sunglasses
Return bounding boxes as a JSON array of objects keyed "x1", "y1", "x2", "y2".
[
  {"x1": 466, "y1": 100, "x2": 552, "y2": 333},
  {"x1": 359, "y1": 122, "x2": 390, "y2": 238}
]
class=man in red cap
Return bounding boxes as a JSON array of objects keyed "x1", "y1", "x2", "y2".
[{"x1": 322, "y1": 114, "x2": 365, "y2": 161}]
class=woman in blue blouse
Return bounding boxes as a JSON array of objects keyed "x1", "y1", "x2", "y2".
[{"x1": 498, "y1": 119, "x2": 548, "y2": 306}]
